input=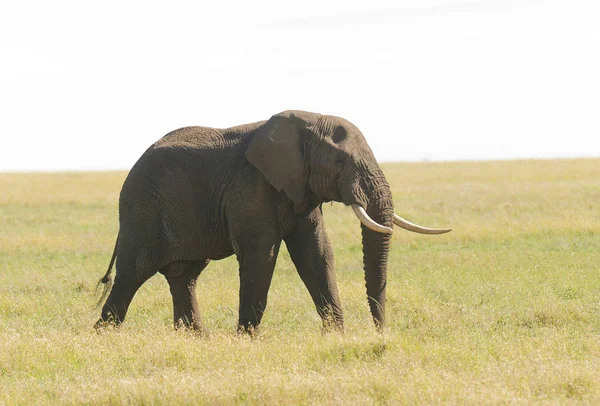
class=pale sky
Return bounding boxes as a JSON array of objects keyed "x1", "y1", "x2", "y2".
[{"x1": 1, "y1": 0, "x2": 599, "y2": 171}]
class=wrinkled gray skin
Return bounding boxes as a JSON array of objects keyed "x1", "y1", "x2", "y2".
[{"x1": 96, "y1": 110, "x2": 396, "y2": 333}]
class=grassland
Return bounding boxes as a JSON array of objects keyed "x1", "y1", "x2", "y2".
[{"x1": 1, "y1": 158, "x2": 599, "y2": 404}]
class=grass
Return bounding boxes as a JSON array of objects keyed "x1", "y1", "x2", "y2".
[{"x1": 1, "y1": 158, "x2": 599, "y2": 404}]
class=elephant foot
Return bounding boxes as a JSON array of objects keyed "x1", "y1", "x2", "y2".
[
  {"x1": 321, "y1": 319, "x2": 345, "y2": 334},
  {"x1": 319, "y1": 305, "x2": 345, "y2": 333},
  {"x1": 93, "y1": 317, "x2": 121, "y2": 334},
  {"x1": 174, "y1": 318, "x2": 209, "y2": 337},
  {"x1": 237, "y1": 323, "x2": 260, "y2": 338}
]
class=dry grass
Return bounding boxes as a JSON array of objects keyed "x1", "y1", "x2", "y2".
[{"x1": 1, "y1": 159, "x2": 599, "y2": 404}]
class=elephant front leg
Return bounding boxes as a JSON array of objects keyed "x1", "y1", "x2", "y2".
[
  {"x1": 235, "y1": 238, "x2": 281, "y2": 335},
  {"x1": 284, "y1": 208, "x2": 344, "y2": 332}
]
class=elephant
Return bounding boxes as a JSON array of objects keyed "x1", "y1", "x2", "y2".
[{"x1": 95, "y1": 110, "x2": 451, "y2": 334}]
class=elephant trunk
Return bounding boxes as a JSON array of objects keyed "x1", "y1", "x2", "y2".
[
  {"x1": 357, "y1": 164, "x2": 394, "y2": 330},
  {"x1": 349, "y1": 162, "x2": 450, "y2": 330}
]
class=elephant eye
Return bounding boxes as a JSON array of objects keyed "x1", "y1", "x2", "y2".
[{"x1": 335, "y1": 160, "x2": 345, "y2": 170}]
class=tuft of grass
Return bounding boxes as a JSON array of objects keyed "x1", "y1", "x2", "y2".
[{"x1": 1, "y1": 158, "x2": 600, "y2": 404}]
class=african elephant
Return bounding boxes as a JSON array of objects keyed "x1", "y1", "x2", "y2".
[{"x1": 95, "y1": 110, "x2": 450, "y2": 334}]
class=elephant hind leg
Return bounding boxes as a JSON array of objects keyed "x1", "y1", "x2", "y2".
[
  {"x1": 96, "y1": 278, "x2": 139, "y2": 328},
  {"x1": 160, "y1": 259, "x2": 210, "y2": 332},
  {"x1": 95, "y1": 252, "x2": 157, "y2": 329},
  {"x1": 236, "y1": 239, "x2": 281, "y2": 335}
]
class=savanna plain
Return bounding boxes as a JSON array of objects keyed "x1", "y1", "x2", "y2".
[{"x1": 1, "y1": 159, "x2": 599, "y2": 404}]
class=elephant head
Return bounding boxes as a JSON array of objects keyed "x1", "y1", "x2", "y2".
[{"x1": 246, "y1": 110, "x2": 450, "y2": 329}]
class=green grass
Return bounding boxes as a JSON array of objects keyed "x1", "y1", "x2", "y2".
[{"x1": 1, "y1": 159, "x2": 599, "y2": 404}]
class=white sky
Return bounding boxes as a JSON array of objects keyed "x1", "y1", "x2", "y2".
[{"x1": 1, "y1": 0, "x2": 599, "y2": 171}]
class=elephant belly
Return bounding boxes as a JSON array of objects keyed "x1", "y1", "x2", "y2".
[{"x1": 156, "y1": 204, "x2": 234, "y2": 263}]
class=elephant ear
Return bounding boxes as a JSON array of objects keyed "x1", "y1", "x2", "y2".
[{"x1": 245, "y1": 111, "x2": 317, "y2": 204}]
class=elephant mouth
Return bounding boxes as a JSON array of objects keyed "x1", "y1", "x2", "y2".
[
  {"x1": 351, "y1": 205, "x2": 393, "y2": 234},
  {"x1": 350, "y1": 204, "x2": 452, "y2": 235}
]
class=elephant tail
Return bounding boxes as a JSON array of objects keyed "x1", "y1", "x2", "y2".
[{"x1": 94, "y1": 235, "x2": 118, "y2": 308}]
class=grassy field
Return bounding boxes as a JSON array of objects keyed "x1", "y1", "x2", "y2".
[{"x1": 1, "y1": 158, "x2": 599, "y2": 404}]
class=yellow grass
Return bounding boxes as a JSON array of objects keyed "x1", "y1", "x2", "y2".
[{"x1": 1, "y1": 159, "x2": 599, "y2": 404}]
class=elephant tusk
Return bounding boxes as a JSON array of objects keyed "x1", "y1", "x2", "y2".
[
  {"x1": 393, "y1": 213, "x2": 452, "y2": 235},
  {"x1": 351, "y1": 205, "x2": 393, "y2": 235}
]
